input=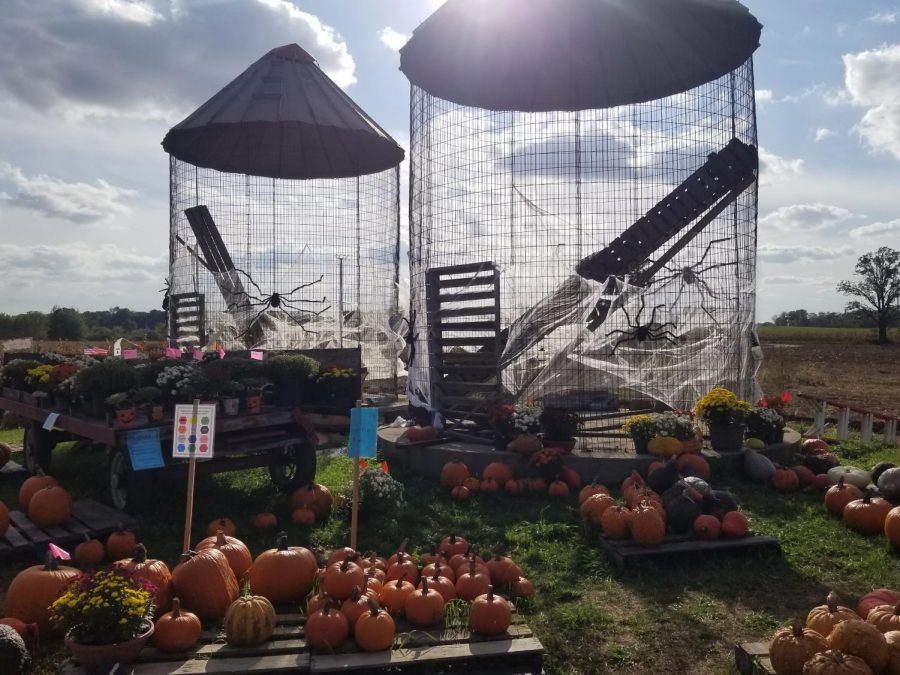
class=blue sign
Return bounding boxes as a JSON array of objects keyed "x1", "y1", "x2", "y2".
[
  {"x1": 348, "y1": 408, "x2": 378, "y2": 458},
  {"x1": 42, "y1": 412, "x2": 60, "y2": 431},
  {"x1": 127, "y1": 428, "x2": 165, "y2": 471}
]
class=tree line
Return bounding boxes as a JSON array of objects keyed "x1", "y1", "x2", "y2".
[{"x1": 0, "y1": 307, "x2": 167, "y2": 342}]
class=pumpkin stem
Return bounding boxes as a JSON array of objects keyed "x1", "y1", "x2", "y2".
[
  {"x1": 468, "y1": 561, "x2": 476, "y2": 576},
  {"x1": 862, "y1": 489, "x2": 873, "y2": 503},
  {"x1": 276, "y1": 532, "x2": 288, "y2": 551},
  {"x1": 837, "y1": 476, "x2": 845, "y2": 489},
  {"x1": 432, "y1": 564, "x2": 441, "y2": 581},
  {"x1": 397, "y1": 538, "x2": 408, "y2": 554},
  {"x1": 340, "y1": 558, "x2": 351, "y2": 572},
  {"x1": 421, "y1": 577, "x2": 429, "y2": 595},
  {"x1": 350, "y1": 586, "x2": 361, "y2": 601},
  {"x1": 894, "y1": 600, "x2": 900, "y2": 615},
  {"x1": 790, "y1": 618, "x2": 803, "y2": 637},
  {"x1": 132, "y1": 543, "x2": 148, "y2": 563},
  {"x1": 44, "y1": 550, "x2": 59, "y2": 570},
  {"x1": 366, "y1": 598, "x2": 380, "y2": 616},
  {"x1": 826, "y1": 591, "x2": 840, "y2": 613},
  {"x1": 171, "y1": 597, "x2": 182, "y2": 617},
  {"x1": 216, "y1": 530, "x2": 227, "y2": 546},
  {"x1": 832, "y1": 650, "x2": 845, "y2": 664},
  {"x1": 487, "y1": 584, "x2": 494, "y2": 601},
  {"x1": 395, "y1": 571, "x2": 406, "y2": 585}
]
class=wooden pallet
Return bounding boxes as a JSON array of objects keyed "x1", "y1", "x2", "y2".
[
  {"x1": 61, "y1": 609, "x2": 543, "y2": 675},
  {"x1": 596, "y1": 532, "x2": 781, "y2": 571},
  {"x1": 734, "y1": 642, "x2": 776, "y2": 675},
  {"x1": 0, "y1": 499, "x2": 139, "y2": 560}
]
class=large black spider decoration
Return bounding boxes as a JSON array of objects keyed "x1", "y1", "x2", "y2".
[
  {"x1": 647, "y1": 237, "x2": 731, "y2": 322},
  {"x1": 605, "y1": 294, "x2": 678, "y2": 355},
  {"x1": 226, "y1": 268, "x2": 330, "y2": 340},
  {"x1": 160, "y1": 279, "x2": 170, "y2": 311}
]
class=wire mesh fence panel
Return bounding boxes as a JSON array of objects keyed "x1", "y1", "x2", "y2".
[
  {"x1": 169, "y1": 160, "x2": 403, "y2": 393},
  {"x1": 407, "y1": 59, "x2": 759, "y2": 422}
]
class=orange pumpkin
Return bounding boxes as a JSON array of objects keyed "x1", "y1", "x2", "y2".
[
  {"x1": 676, "y1": 453, "x2": 711, "y2": 480},
  {"x1": 105, "y1": 527, "x2": 137, "y2": 560},
  {"x1": 327, "y1": 547, "x2": 358, "y2": 566},
  {"x1": 824, "y1": 477, "x2": 863, "y2": 516},
  {"x1": 27, "y1": 484, "x2": 71, "y2": 527},
  {"x1": 630, "y1": 505, "x2": 665, "y2": 546},
  {"x1": 455, "y1": 561, "x2": 491, "y2": 601},
  {"x1": 292, "y1": 508, "x2": 317, "y2": 526},
  {"x1": 867, "y1": 601, "x2": 900, "y2": 634},
  {"x1": 404, "y1": 577, "x2": 445, "y2": 626},
  {"x1": 511, "y1": 576, "x2": 535, "y2": 598},
  {"x1": 253, "y1": 512, "x2": 278, "y2": 530},
  {"x1": 324, "y1": 558, "x2": 366, "y2": 601},
  {"x1": 306, "y1": 601, "x2": 349, "y2": 651},
  {"x1": 470, "y1": 586, "x2": 512, "y2": 636},
  {"x1": 440, "y1": 460, "x2": 470, "y2": 489},
  {"x1": 807, "y1": 591, "x2": 859, "y2": 638},
  {"x1": 482, "y1": 462, "x2": 514, "y2": 487},
  {"x1": 171, "y1": 548, "x2": 239, "y2": 620},
  {"x1": 244, "y1": 533, "x2": 318, "y2": 604},
  {"x1": 600, "y1": 506, "x2": 633, "y2": 539},
  {"x1": 195, "y1": 530, "x2": 253, "y2": 580},
  {"x1": 486, "y1": 554, "x2": 519, "y2": 586},
  {"x1": 0, "y1": 500, "x2": 9, "y2": 537},
  {"x1": 18, "y1": 471, "x2": 58, "y2": 510},
  {"x1": 355, "y1": 599, "x2": 395, "y2": 652},
  {"x1": 438, "y1": 534, "x2": 469, "y2": 557},
  {"x1": 386, "y1": 552, "x2": 420, "y2": 586},
  {"x1": 843, "y1": 491, "x2": 892, "y2": 536},
  {"x1": 772, "y1": 466, "x2": 800, "y2": 493},
  {"x1": 154, "y1": 597, "x2": 201, "y2": 653},
  {"x1": 379, "y1": 574, "x2": 416, "y2": 616},
  {"x1": 721, "y1": 511, "x2": 749, "y2": 538},
  {"x1": 559, "y1": 466, "x2": 582, "y2": 489},
  {"x1": 73, "y1": 535, "x2": 105, "y2": 566},
  {"x1": 422, "y1": 561, "x2": 455, "y2": 583},
  {"x1": 480, "y1": 478, "x2": 499, "y2": 493},
  {"x1": 290, "y1": 483, "x2": 333, "y2": 520},
  {"x1": 450, "y1": 485, "x2": 470, "y2": 501},
  {"x1": 548, "y1": 479, "x2": 570, "y2": 498},
  {"x1": 463, "y1": 476, "x2": 481, "y2": 493},
  {"x1": 580, "y1": 493, "x2": 616, "y2": 526},
  {"x1": 114, "y1": 543, "x2": 174, "y2": 615},
  {"x1": 420, "y1": 566, "x2": 456, "y2": 602},
  {"x1": 577, "y1": 481, "x2": 610, "y2": 505},
  {"x1": 5, "y1": 552, "x2": 80, "y2": 633},
  {"x1": 886, "y1": 507, "x2": 900, "y2": 549},
  {"x1": 859, "y1": 589, "x2": 900, "y2": 620},
  {"x1": 504, "y1": 479, "x2": 525, "y2": 496},
  {"x1": 529, "y1": 477, "x2": 547, "y2": 493},
  {"x1": 341, "y1": 586, "x2": 372, "y2": 630}
]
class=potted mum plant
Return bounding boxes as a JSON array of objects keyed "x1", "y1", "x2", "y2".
[
  {"x1": 265, "y1": 354, "x2": 320, "y2": 408},
  {"x1": 77, "y1": 360, "x2": 140, "y2": 418},
  {"x1": 51, "y1": 568, "x2": 156, "y2": 669},
  {"x1": 540, "y1": 408, "x2": 580, "y2": 452},
  {"x1": 219, "y1": 380, "x2": 244, "y2": 417},
  {"x1": 746, "y1": 405, "x2": 785, "y2": 445},
  {"x1": 622, "y1": 414, "x2": 656, "y2": 454},
  {"x1": 132, "y1": 386, "x2": 164, "y2": 422},
  {"x1": 694, "y1": 387, "x2": 751, "y2": 452}
]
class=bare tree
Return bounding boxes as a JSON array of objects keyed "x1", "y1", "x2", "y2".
[{"x1": 836, "y1": 247, "x2": 900, "y2": 343}]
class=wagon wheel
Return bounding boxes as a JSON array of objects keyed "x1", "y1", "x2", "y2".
[
  {"x1": 22, "y1": 422, "x2": 54, "y2": 474},
  {"x1": 268, "y1": 440, "x2": 317, "y2": 492},
  {"x1": 106, "y1": 448, "x2": 154, "y2": 512}
]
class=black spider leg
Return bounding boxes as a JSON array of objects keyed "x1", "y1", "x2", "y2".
[
  {"x1": 694, "y1": 237, "x2": 730, "y2": 268},
  {"x1": 226, "y1": 301, "x2": 274, "y2": 340},
  {"x1": 605, "y1": 294, "x2": 647, "y2": 355},
  {"x1": 605, "y1": 329, "x2": 635, "y2": 356},
  {"x1": 277, "y1": 298, "x2": 331, "y2": 335},
  {"x1": 280, "y1": 274, "x2": 326, "y2": 299},
  {"x1": 230, "y1": 266, "x2": 268, "y2": 299}
]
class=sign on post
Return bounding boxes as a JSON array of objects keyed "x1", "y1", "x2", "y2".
[
  {"x1": 172, "y1": 403, "x2": 216, "y2": 459},
  {"x1": 348, "y1": 407, "x2": 378, "y2": 458},
  {"x1": 127, "y1": 428, "x2": 165, "y2": 471}
]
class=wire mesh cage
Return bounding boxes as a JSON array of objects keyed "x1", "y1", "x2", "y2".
[
  {"x1": 164, "y1": 44, "x2": 404, "y2": 393},
  {"x1": 402, "y1": 0, "x2": 762, "y2": 423}
]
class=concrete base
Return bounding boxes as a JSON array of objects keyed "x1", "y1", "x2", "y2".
[{"x1": 379, "y1": 427, "x2": 801, "y2": 485}]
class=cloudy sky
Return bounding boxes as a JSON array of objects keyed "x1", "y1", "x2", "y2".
[{"x1": 1, "y1": 0, "x2": 898, "y2": 323}]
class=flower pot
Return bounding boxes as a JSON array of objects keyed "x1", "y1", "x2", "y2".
[
  {"x1": 221, "y1": 397, "x2": 240, "y2": 417},
  {"x1": 708, "y1": 424, "x2": 745, "y2": 453},
  {"x1": 65, "y1": 621, "x2": 153, "y2": 670},
  {"x1": 543, "y1": 438, "x2": 577, "y2": 453},
  {"x1": 115, "y1": 406, "x2": 137, "y2": 428},
  {"x1": 633, "y1": 437, "x2": 650, "y2": 455},
  {"x1": 245, "y1": 391, "x2": 262, "y2": 414}
]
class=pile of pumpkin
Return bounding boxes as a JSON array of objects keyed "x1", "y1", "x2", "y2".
[
  {"x1": 579, "y1": 454, "x2": 750, "y2": 546},
  {"x1": 0, "y1": 522, "x2": 533, "y2": 656},
  {"x1": 767, "y1": 589, "x2": 900, "y2": 674},
  {"x1": 824, "y1": 470, "x2": 900, "y2": 548},
  {"x1": 0, "y1": 470, "x2": 76, "y2": 540},
  {"x1": 439, "y1": 458, "x2": 583, "y2": 501}
]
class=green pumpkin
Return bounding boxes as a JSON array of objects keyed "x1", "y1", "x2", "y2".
[{"x1": 0, "y1": 624, "x2": 30, "y2": 675}]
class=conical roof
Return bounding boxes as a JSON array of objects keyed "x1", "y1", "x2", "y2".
[
  {"x1": 163, "y1": 44, "x2": 404, "y2": 180},
  {"x1": 400, "y1": 0, "x2": 762, "y2": 112}
]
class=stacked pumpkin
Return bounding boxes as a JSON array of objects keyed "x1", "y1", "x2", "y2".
[
  {"x1": 580, "y1": 456, "x2": 749, "y2": 546},
  {"x1": 440, "y1": 459, "x2": 582, "y2": 501},
  {"x1": 18, "y1": 470, "x2": 73, "y2": 528},
  {"x1": 303, "y1": 535, "x2": 530, "y2": 653},
  {"x1": 767, "y1": 589, "x2": 900, "y2": 674},
  {"x1": 289, "y1": 482, "x2": 334, "y2": 526}
]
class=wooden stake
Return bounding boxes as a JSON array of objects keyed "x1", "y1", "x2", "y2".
[
  {"x1": 182, "y1": 398, "x2": 200, "y2": 553},
  {"x1": 350, "y1": 399, "x2": 362, "y2": 550}
]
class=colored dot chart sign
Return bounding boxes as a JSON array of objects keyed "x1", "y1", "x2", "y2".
[{"x1": 172, "y1": 403, "x2": 217, "y2": 458}]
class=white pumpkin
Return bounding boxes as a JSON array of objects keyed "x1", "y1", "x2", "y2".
[{"x1": 826, "y1": 465, "x2": 871, "y2": 490}]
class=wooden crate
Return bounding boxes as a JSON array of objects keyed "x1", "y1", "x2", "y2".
[
  {"x1": 734, "y1": 642, "x2": 776, "y2": 675},
  {"x1": 595, "y1": 532, "x2": 781, "y2": 570},
  {"x1": 0, "y1": 499, "x2": 139, "y2": 560},
  {"x1": 61, "y1": 609, "x2": 544, "y2": 675}
]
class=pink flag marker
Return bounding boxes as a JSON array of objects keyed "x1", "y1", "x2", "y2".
[
  {"x1": 123, "y1": 349, "x2": 138, "y2": 360},
  {"x1": 217, "y1": 346, "x2": 226, "y2": 359},
  {"x1": 250, "y1": 350, "x2": 264, "y2": 361},
  {"x1": 165, "y1": 347, "x2": 181, "y2": 358},
  {"x1": 193, "y1": 349, "x2": 203, "y2": 361},
  {"x1": 49, "y1": 543, "x2": 71, "y2": 560}
]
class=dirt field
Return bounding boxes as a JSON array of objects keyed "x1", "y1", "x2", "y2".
[{"x1": 758, "y1": 338, "x2": 900, "y2": 420}]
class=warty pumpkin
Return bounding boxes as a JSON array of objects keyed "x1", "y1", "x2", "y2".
[
  {"x1": 171, "y1": 548, "x2": 239, "y2": 620},
  {"x1": 769, "y1": 619, "x2": 828, "y2": 675},
  {"x1": 245, "y1": 532, "x2": 318, "y2": 604},
  {"x1": 3, "y1": 551, "x2": 79, "y2": 634},
  {"x1": 355, "y1": 599, "x2": 395, "y2": 652},
  {"x1": 224, "y1": 594, "x2": 277, "y2": 647},
  {"x1": 802, "y1": 649, "x2": 874, "y2": 675},
  {"x1": 114, "y1": 543, "x2": 173, "y2": 615},
  {"x1": 824, "y1": 478, "x2": 864, "y2": 517},
  {"x1": 195, "y1": 530, "x2": 253, "y2": 580},
  {"x1": 808, "y1": 592, "x2": 858, "y2": 638},
  {"x1": 17, "y1": 470, "x2": 57, "y2": 511},
  {"x1": 470, "y1": 586, "x2": 512, "y2": 636},
  {"x1": 440, "y1": 459, "x2": 470, "y2": 488},
  {"x1": 73, "y1": 534, "x2": 105, "y2": 566},
  {"x1": 306, "y1": 600, "x2": 349, "y2": 651},
  {"x1": 206, "y1": 517, "x2": 237, "y2": 537},
  {"x1": 867, "y1": 601, "x2": 900, "y2": 634},
  {"x1": 843, "y1": 490, "x2": 891, "y2": 536},
  {"x1": 0, "y1": 623, "x2": 29, "y2": 675},
  {"x1": 826, "y1": 619, "x2": 889, "y2": 673},
  {"x1": 884, "y1": 506, "x2": 900, "y2": 548},
  {"x1": 154, "y1": 597, "x2": 201, "y2": 653},
  {"x1": 455, "y1": 561, "x2": 491, "y2": 601},
  {"x1": 404, "y1": 577, "x2": 445, "y2": 626}
]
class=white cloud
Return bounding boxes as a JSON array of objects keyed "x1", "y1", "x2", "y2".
[
  {"x1": 867, "y1": 10, "x2": 899, "y2": 24},
  {"x1": 761, "y1": 275, "x2": 835, "y2": 286},
  {"x1": 83, "y1": 0, "x2": 163, "y2": 25},
  {"x1": 378, "y1": 27, "x2": 409, "y2": 51},
  {"x1": 0, "y1": 0, "x2": 356, "y2": 121},
  {"x1": 839, "y1": 44, "x2": 900, "y2": 159},
  {"x1": 760, "y1": 203, "x2": 858, "y2": 232},
  {"x1": 0, "y1": 162, "x2": 136, "y2": 223},
  {"x1": 849, "y1": 218, "x2": 900, "y2": 239},
  {"x1": 758, "y1": 245, "x2": 855, "y2": 264},
  {"x1": 815, "y1": 127, "x2": 836, "y2": 142},
  {"x1": 0, "y1": 241, "x2": 165, "y2": 285},
  {"x1": 756, "y1": 89, "x2": 774, "y2": 105},
  {"x1": 758, "y1": 147, "x2": 804, "y2": 185}
]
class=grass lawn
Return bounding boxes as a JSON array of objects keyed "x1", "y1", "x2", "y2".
[
  {"x1": 756, "y1": 325, "x2": 899, "y2": 344},
  {"x1": 0, "y1": 431, "x2": 897, "y2": 674}
]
